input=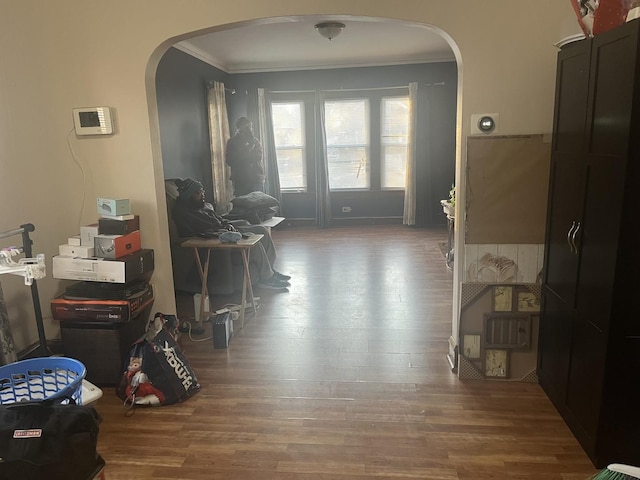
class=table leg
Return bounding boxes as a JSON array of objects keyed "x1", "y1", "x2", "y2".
[
  {"x1": 246, "y1": 248, "x2": 256, "y2": 322},
  {"x1": 239, "y1": 247, "x2": 257, "y2": 330},
  {"x1": 191, "y1": 247, "x2": 210, "y2": 332}
]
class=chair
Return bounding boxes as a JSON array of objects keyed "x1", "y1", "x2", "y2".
[{"x1": 164, "y1": 179, "x2": 250, "y2": 296}]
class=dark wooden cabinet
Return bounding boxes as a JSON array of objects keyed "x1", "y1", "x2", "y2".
[{"x1": 538, "y1": 19, "x2": 640, "y2": 468}]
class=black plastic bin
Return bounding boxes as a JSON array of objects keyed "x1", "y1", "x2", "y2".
[{"x1": 60, "y1": 305, "x2": 151, "y2": 387}]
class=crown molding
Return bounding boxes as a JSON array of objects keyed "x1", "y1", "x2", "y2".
[{"x1": 173, "y1": 41, "x2": 230, "y2": 73}]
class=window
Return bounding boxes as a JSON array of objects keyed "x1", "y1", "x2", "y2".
[
  {"x1": 272, "y1": 92, "x2": 409, "y2": 194},
  {"x1": 271, "y1": 102, "x2": 306, "y2": 191},
  {"x1": 381, "y1": 96, "x2": 410, "y2": 189},
  {"x1": 324, "y1": 99, "x2": 370, "y2": 190}
]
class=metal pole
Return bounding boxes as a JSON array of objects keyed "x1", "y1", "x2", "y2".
[{"x1": 20, "y1": 223, "x2": 49, "y2": 356}]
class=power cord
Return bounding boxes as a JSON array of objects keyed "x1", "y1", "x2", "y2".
[
  {"x1": 66, "y1": 127, "x2": 87, "y2": 228},
  {"x1": 180, "y1": 310, "x2": 240, "y2": 342},
  {"x1": 180, "y1": 320, "x2": 212, "y2": 342}
]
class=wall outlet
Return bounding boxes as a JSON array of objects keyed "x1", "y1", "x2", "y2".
[{"x1": 342, "y1": 206, "x2": 352, "y2": 213}]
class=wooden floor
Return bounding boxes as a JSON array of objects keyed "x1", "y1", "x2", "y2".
[{"x1": 96, "y1": 226, "x2": 599, "y2": 480}]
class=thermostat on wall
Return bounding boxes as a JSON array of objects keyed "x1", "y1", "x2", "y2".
[
  {"x1": 72, "y1": 107, "x2": 114, "y2": 135},
  {"x1": 471, "y1": 113, "x2": 499, "y2": 135}
]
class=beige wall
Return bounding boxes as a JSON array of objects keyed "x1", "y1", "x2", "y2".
[{"x1": 0, "y1": 0, "x2": 577, "y2": 351}]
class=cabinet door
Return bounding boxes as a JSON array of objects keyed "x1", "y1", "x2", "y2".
[
  {"x1": 552, "y1": 39, "x2": 590, "y2": 155},
  {"x1": 545, "y1": 36, "x2": 591, "y2": 306},
  {"x1": 574, "y1": 160, "x2": 625, "y2": 329},
  {"x1": 543, "y1": 160, "x2": 586, "y2": 305},
  {"x1": 586, "y1": 20, "x2": 638, "y2": 157},
  {"x1": 575, "y1": 19, "x2": 634, "y2": 328},
  {"x1": 565, "y1": 315, "x2": 607, "y2": 454},
  {"x1": 599, "y1": 336, "x2": 640, "y2": 466},
  {"x1": 538, "y1": 290, "x2": 573, "y2": 407}
]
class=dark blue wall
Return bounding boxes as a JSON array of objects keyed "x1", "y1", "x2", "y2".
[
  {"x1": 228, "y1": 63, "x2": 457, "y2": 226},
  {"x1": 156, "y1": 47, "x2": 229, "y2": 204},
  {"x1": 156, "y1": 48, "x2": 456, "y2": 225}
]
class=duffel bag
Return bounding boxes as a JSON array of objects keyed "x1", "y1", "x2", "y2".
[{"x1": 0, "y1": 400, "x2": 101, "y2": 480}]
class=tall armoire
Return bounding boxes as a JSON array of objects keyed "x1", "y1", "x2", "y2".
[{"x1": 538, "y1": 19, "x2": 640, "y2": 468}]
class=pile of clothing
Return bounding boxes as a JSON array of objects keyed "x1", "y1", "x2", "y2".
[{"x1": 226, "y1": 191, "x2": 279, "y2": 224}]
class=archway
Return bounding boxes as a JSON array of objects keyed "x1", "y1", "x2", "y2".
[{"x1": 146, "y1": 15, "x2": 464, "y2": 362}]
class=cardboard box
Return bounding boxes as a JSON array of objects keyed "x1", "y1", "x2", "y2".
[
  {"x1": 94, "y1": 230, "x2": 141, "y2": 259},
  {"x1": 51, "y1": 284, "x2": 153, "y2": 323},
  {"x1": 100, "y1": 214, "x2": 135, "y2": 221},
  {"x1": 59, "y1": 244, "x2": 95, "y2": 257},
  {"x1": 96, "y1": 197, "x2": 130, "y2": 216},
  {"x1": 80, "y1": 224, "x2": 99, "y2": 246},
  {"x1": 98, "y1": 215, "x2": 140, "y2": 235},
  {"x1": 52, "y1": 248, "x2": 154, "y2": 283},
  {"x1": 68, "y1": 235, "x2": 82, "y2": 246}
]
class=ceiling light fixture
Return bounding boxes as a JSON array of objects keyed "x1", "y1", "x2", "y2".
[{"x1": 314, "y1": 22, "x2": 345, "y2": 41}]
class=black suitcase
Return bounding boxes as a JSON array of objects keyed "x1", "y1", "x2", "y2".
[{"x1": 0, "y1": 400, "x2": 102, "y2": 480}]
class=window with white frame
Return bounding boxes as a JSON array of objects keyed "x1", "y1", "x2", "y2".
[
  {"x1": 324, "y1": 99, "x2": 370, "y2": 190},
  {"x1": 271, "y1": 101, "x2": 307, "y2": 191},
  {"x1": 381, "y1": 96, "x2": 410, "y2": 189}
]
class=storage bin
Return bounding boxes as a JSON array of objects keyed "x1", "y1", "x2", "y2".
[
  {"x1": 0, "y1": 357, "x2": 85, "y2": 405},
  {"x1": 61, "y1": 309, "x2": 149, "y2": 387}
]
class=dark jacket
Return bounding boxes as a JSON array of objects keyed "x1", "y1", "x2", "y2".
[
  {"x1": 225, "y1": 130, "x2": 265, "y2": 187},
  {"x1": 173, "y1": 200, "x2": 227, "y2": 238}
]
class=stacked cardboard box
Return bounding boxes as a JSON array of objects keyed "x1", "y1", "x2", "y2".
[{"x1": 51, "y1": 197, "x2": 154, "y2": 386}]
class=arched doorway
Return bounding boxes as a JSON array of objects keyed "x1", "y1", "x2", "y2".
[{"x1": 148, "y1": 15, "x2": 464, "y2": 362}]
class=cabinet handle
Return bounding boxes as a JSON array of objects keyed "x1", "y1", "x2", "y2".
[
  {"x1": 572, "y1": 221, "x2": 581, "y2": 254},
  {"x1": 567, "y1": 221, "x2": 576, "y2": 253}
]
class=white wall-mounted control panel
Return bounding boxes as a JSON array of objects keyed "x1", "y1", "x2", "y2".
[{"x1": 72, "y1": 106, "x2": 114, "y2": 135}]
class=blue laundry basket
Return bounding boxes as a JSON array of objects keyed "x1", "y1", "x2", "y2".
[{"x1": 0, "y1": 357, "x2": 86, "y2": 405}]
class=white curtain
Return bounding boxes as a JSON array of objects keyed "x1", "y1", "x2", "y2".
[
  {"x1": 257, "y1": 88, "x2": 282, "y2": 205},
  {"x1": 403, "y1": 82, "x2": 418, "y2": 225},
  {"x1": 316, "y1": 91, "x2": 332, "y2": 227},
  {"x1": 207, "y1": 81, "x2": 233, "y2": 214},
  {"x1": 257, "y1": 88, "x2": 269, "y2": 175}
]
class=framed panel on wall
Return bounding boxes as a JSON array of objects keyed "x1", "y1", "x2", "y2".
[
  {"x1": 463, "y1": 334, "x2": 481, "y2": 359},
  {"x1": 515, "y1": 286, "x2": 540, "y2": 312},
  {"x1": 483, "y1": 312, "x2": 532, "y2": 350},
  {"x1": 492, "y1": 285, "x2": 513, "y2": 312},
  {"x1": 484, "y1": 349, "x2": 510, "y2": 378}
]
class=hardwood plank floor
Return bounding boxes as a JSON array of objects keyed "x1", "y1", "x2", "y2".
[{"x1": 95, "y1": 226, "x2": 599, "y2": 479}]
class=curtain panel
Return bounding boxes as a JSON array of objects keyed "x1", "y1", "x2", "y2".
[
  {"x1": 257, "y1": 88, "x2": 283, "y2": 209},
  {"x1": 207, "y1": 82, "x2": 233, "y2": 214},
  {"x1": 315, "y1": 91, "x2": 332, "y2": 227},
  {"x1": 403, "y1": 82, "x2": 418, "y2": 225}
]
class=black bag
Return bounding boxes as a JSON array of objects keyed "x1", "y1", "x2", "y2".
[
  {"x1": 116, "y1": 312, "x2": 200, "y2": 407},
  {"x1": 0, "y1": 400, "x2": 102, "y2": 480}
]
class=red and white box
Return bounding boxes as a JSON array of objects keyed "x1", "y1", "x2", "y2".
[{"x1": 94, "y1": 230, "x2": 141, "y2": 259}]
